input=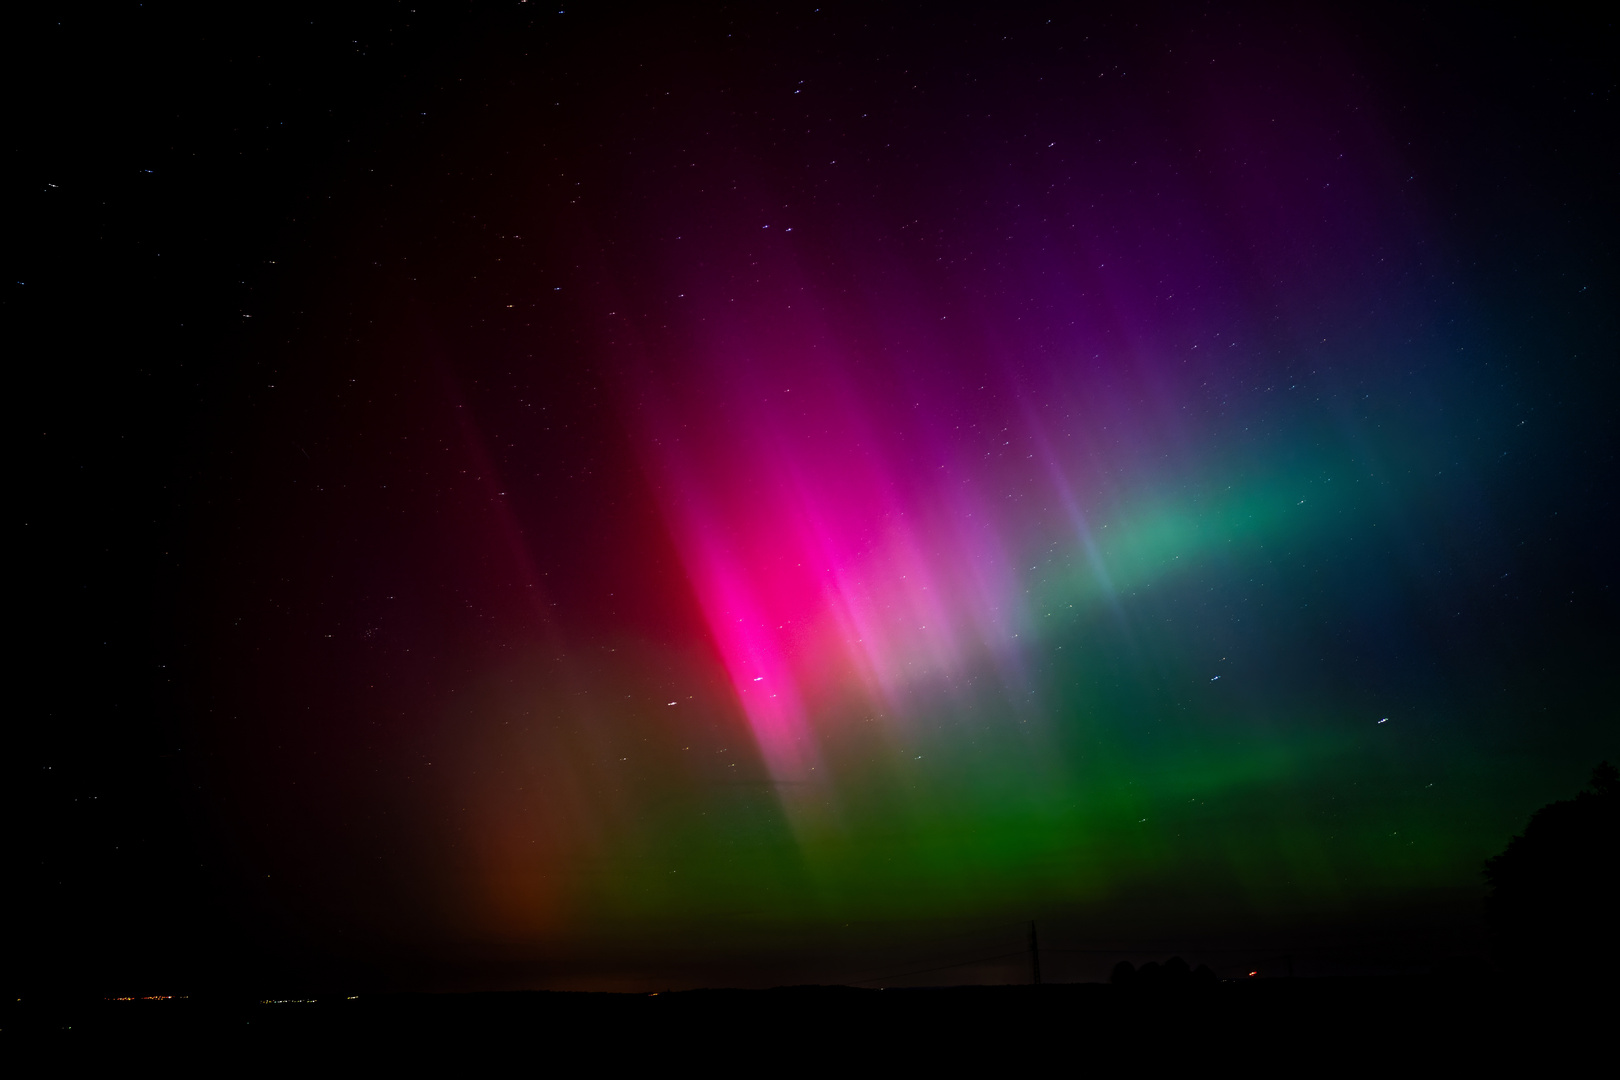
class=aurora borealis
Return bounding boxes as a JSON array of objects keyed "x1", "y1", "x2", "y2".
[{"x1": 19, "y1": 4, "x2": 1615, "y2": 992}]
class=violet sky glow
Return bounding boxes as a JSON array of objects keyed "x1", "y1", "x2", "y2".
[
  {"x1": 176, "y1": 7, "x2": 1614, "y2": 986},
  {"x1": 611, "y1": 34, "x2": 1428, "y2": 823}
]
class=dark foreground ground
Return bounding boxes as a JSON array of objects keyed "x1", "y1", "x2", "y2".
[{"x1": 4, "y1": 977, "x2": 1612, "y2": 1066}]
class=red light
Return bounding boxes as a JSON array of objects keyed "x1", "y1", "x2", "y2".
[{"x1": 1248, "y1": 971, "x2": 1258, "y2": 977}]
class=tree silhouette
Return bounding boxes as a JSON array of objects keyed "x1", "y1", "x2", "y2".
[{"x1": 1484, "y1": 762, "x2": 1619, "y2": 979}]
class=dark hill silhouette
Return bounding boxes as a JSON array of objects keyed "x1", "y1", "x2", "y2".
[
  {"x1": 1484, "y1": 762, "x2": 1619, "y2": 978},
  {"x1": 1109, "y1": 957, "x2": 1218, "y2": 987}
]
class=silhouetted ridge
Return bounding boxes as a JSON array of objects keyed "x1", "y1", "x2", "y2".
[{"x1": 1109, "y1": 957, "x2": 1218, "y2": 987}]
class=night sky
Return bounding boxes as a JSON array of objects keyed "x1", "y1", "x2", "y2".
[{"x1": 15, "y1": 3, "x2": 1616, "y2": 994}]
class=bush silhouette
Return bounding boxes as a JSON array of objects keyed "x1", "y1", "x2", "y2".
[{"x1": 1484, "y1": 762, "x2": 1619, "y2": 978}]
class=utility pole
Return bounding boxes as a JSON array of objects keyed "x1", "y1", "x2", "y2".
[{"x1": 1029, "y1": 921, "x2": 1042, "y2": 985}]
